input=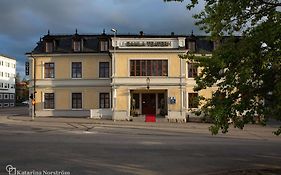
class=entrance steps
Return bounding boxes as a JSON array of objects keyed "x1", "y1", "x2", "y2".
[{"x1": 132, "y1": 115, "x2": 168, "y2": 123}]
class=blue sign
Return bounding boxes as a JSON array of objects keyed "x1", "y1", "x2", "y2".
[{"x1": 169, "y1": 97, "x2": 176, "y2": 104}]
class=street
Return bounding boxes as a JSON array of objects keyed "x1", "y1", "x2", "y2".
[{"x1": 0, "y1": 107, "x2": 281, "y2": 175}]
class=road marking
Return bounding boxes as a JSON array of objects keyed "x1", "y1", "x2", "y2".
[
  {"x1": 64, "y1": 130, "x2": 98, "y2": 134},
  {"x1": 139, "y1": 141, "x2": 163, "y2": 145}
]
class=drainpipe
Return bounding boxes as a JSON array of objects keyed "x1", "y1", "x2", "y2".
[
  {"x1": 180, "y1": 55, "x2": 183, "y2": 116},
  {"x1": 111, "y1": 28, "x2": 117, "y2": 120}
]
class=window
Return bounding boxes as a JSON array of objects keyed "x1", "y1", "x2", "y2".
[
  {"x1": 10, "y1": 94, "x2": 14, "y2": 100},
  {"x1": 45, "y1": 42, "x2": 53, "y2": 53},
  {"x1": 0, "y1": 72, "x2": 2, "y2": 77},
  {"x1": 10, "y1": 84, "x2": 15, "y2": 89},
  {"x1": 4, "y1": 94, "x2": 9, "y2": 99},
  {"x1": 0, "y1": 103, "x2": 2, "y2": 108},
  {"x1": 10, "y1": 103, "x2": 14, "y2": 107},
  {"x1": 188, "y1": 63, "x2": 198, "y2": 78},
  {"x1": 4, "y1": 103, "x2": 9, "y2": 107},
  {"x1": 0, "y1": 94, "x2": 2, "y2": 99},
  {"x1": 99, "y1": 62, "x2": 109, "y2": 78},
  {"x1": 44, "y1": 63, "x2": 55, "y2": 78},
  {"x1": 130, "y1": 60, "x2": 168, "y2": 76},
  {"x1": 99, "y1": 93, "x2": 110, "y2": 108},
  {"x1": 4, "y1": 83, "x2": 8, "y2": 89},
  {"x1": 44, "y1": 93, "x2": 54, "y2": 109},
  {"x1": 188, "y1": 93, "x2": 199, "y2": 108},
  {"x1": 72, "y1": 93, "x2": 82, "y2": 109},
  {"x1": 188, "y1": 41, "x2": 196, "y2": 52},
  {"x1": 0, "y1": 83, "x2": 3, "y2": 88},
  {"x1": 73, "y1": 40, "x2": 81, "y2": 52},
  {"x1": 72, "y1": 62, "x2": 82, "y2": 78},
  {"x1": 100, "y1": 41, "x2": 108, "y2": 51}
]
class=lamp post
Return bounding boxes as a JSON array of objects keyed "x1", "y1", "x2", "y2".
[
  {"x1": 30, "y1": 53, "x2": 36, "y2": 120},
  {"x1": 111, "y1": 28, "x2": 117, "y2": 117}
]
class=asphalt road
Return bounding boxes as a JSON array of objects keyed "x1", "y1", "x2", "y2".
[{"x1": 0, "y1": 107, "x2": 280, "y2": 175}]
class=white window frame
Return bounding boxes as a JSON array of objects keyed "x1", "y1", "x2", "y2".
[
  {"x1": 10, "y1": 103, "x2": 14, "y2": 107},
  {"x1": 187, "y1": 92, "x2": 199, "y2": 109},
  {"x1": 4, "y1": 103, "x2": 9, "y2": 107},
  {"x1": 0, "y1": 103, "x2": 2, "y2": 108},
  {"x1": 73, "y1": 40, "x2": 81, "y2": 52},
  {"x1": 187, "y1": 63, "x2": 198, "y2": 79},
  {"x1": 43, "y1": 62, "x2": 55, "y2": 79},
  {"x1": 0, "y1": 94, "x2": 2, "y2": 99},
  {"x1": 71, "y1": 62, "x2": 82, "y2": 79},
  {"x1": 100, "y1": 41, "x2": 108, "y2": 51},
  {"x1": 4, "y1": 94, "x2": 9, "y2": 99},
  {"x1": 10, "y1": 94, "x2": 14, "y2": 100},
  {"x1": 46, "y1": 42, "x2": 54, "y2": 53},
  {"x1": 43, "y1": 92, "x2": 55, "y2": 110},
  {"x1": 71, "y1": 92, "x2": 83, "y2": 110},
  {"x1": 127, "y1": 58, "x2": 169, "y2": 77}
]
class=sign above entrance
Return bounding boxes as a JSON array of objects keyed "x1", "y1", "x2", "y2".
[
  {"x1": 124, "y1": 41, "x2": 171, "y2": 47},
  {"x1": 112, "y1": 37, "x2": 186, "y2": 49}
]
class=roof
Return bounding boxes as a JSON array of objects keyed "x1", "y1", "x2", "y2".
[
  {"x1": 0, "y1": 54, "x2": 16, "y2": 60},
  {"x1": 28, "y1": 32, "x2": 216, "y2": 54}
]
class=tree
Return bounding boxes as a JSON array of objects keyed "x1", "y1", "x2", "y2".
[
  {"x1": 166, "y1": 0, "x2": 281, "y2": 135},
  {"x1": 15, "y1": 73, "x2": 21, "y2": 84}
]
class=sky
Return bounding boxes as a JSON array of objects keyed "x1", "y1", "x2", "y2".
[{"x1": 0, "y1": 0, "x2": 204, "y2": 79}]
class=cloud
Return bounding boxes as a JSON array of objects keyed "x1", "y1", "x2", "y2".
[{"x1": 0, "y1": 0, "x2": 204, "y2": 78}]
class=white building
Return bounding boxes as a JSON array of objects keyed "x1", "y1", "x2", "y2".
[{"x1": 0, "y1": 55, "x2": 16, "y2": 108}]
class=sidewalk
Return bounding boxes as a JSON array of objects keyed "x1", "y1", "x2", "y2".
[
  {"x1": 3, "y1": 115, "x2": 280, "y2": 140},
  {"x1": 7, "y1": 115, "x2": 211, "y2": 130}
]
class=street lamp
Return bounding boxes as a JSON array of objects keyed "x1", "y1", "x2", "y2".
[
  {"x1": 111, "y1": 28, "x2": 117, "y2": 78},
  {"x1": 111, "y1": 28, "x2": 117, "y2": 33},
  {"x1": 30, "y1": 52, "x2": 36, "y2": 120}
]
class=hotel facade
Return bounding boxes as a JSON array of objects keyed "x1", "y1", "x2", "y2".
[{"x1": 27, "y1": 31, "x2": 216, "y2": 121}]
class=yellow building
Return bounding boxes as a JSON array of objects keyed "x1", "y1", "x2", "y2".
[{"x1": 26, "y1": 30, "x2": 215, "y2": 122}]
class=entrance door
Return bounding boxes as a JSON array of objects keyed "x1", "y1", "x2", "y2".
[{"x1": 142, "y1": 93, "x2": 156, "y2": 115}]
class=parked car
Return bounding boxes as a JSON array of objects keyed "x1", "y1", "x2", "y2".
[{"x1": 21, "y1": 100, "x2": 29, "y2": 105}]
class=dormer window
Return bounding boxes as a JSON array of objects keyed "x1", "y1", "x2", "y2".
[
  {"x1": 188, "y1": 41, "x2": 196, "y2": 52},
  {"x1": 45, "y1": 42, "x2": 53, "y2": 53},
  {"x1": 100, "y1": 40, "x2": 108, "y2": 52},
  {"x1": 73, "y1": 40, "x2": 81, "y2": 52}
]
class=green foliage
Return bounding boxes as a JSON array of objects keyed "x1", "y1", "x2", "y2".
[{"x1": 166, "y1": 0, "x2": 281, "y2": 135}]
